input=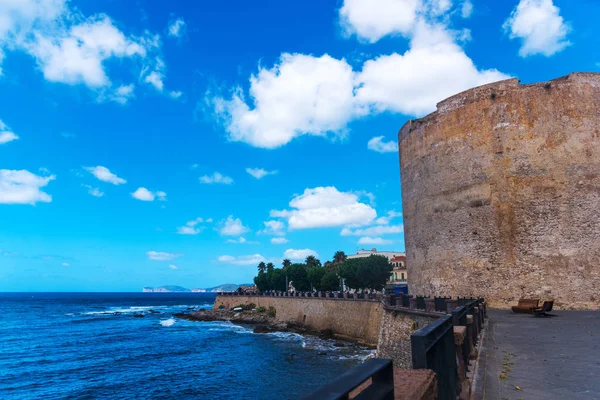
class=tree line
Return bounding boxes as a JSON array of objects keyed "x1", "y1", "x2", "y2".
[{"x1": 253, "y1": 251, "x2": 392, "y2": 292}]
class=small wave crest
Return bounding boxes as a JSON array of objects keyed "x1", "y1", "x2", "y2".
[{"x1": 159, "y1": 318, "x2": 176, "y2": 327}]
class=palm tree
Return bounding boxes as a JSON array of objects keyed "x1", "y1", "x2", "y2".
[
  {"x1": 305, "y1": 255, "x2": 321, "y2": 268},
  {"x1": 258, "y1": 261, "x2": 266, "y2": 274},
  {"x1": 282, "y1": 259, "x2": 292, "y2": 269},
  {"x1": 333, "y1": 251, "x2": 347, "y2": 264},
  {"x1": 266, "y1": 262, "x2": 275, "y2": 273}
]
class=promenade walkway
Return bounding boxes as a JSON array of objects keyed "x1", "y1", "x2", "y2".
[{"x1": 474, "y1": 310, "x2": 600, "y2": 399}]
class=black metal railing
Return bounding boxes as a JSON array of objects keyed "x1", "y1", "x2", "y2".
[
  {"x1": 217, "y1": 291, "x2": 384, "y2": 302},
  {"x1": 301, "y1": 358, "x2": 394, "y2": 400},
  {"x1": 411, "y1": 315, "x2": 457, "y2": 400}
]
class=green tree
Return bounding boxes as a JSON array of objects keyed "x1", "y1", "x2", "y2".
[
  {"x1": 305, "y1": 255, "x2": 321, "y2": 268},
  {"x1": 321, "y1": 271, "x2": 340, "y2": 291},
  {"x1": 360, "y1": 255, "x2": 392, "y2": 291},
  {"x1": 339, "y1": 258, "x2": 363, "y2": 290},
  {"x1": 282, "y1": 259, "x2": 292, "y2": 269},
  {"x1": 269, "y1": 268, "x2": 287, "y2": 291},
  {"x1": 254, "y1": 272, "x2": 269, "y2": 291},
  {"x1": 287, "y1": 264, "x2": 311, "y2": 291},
  {"x1": 266, "y1": 262, "x2": 275, "y2": 274},
  {"x1": 307, "y1": 267, "x2": 326, "y2": 291},
  {"x1": 257, "y1": 262, "x2": 266, "y2": 274},
  {"x1": 333, "y1": 251, "x2": 347, "y2": 264}
]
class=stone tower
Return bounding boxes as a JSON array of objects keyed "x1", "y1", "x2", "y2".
[{"x1": 398, "y1": 73, "x2": 600, "y2": 309}]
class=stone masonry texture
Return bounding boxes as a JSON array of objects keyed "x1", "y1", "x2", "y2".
[
  {"x1": 398, "y1": 73, "x2": 600, "y2": 309},
  {"x1": 214, "y1": 296, "x2": 383, "y2": 346}
]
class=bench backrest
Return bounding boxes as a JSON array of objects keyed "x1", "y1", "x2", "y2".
[{"x1": 517, "y1": 299, "x2": 539, "y2": 307}]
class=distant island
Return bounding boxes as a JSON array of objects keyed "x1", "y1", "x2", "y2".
[{"x1": 142, "y1": 283, "x2": 252, "y2": 293}]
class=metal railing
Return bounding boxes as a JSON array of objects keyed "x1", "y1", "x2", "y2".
[
  {"x1": 217, "y1": 291, "x2": 383, "y2": 302},
  {"x1": 301, "y1": 358, "x2": 394, "y2": 400}
]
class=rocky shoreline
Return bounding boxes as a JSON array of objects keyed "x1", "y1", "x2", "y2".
[{"x1": 173, "y1": 309, "x2": 376, "y2": 349}]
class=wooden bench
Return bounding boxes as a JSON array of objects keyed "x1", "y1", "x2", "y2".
[{"x1": 511, "y1": 298, "x2": 540, "y2": 314}]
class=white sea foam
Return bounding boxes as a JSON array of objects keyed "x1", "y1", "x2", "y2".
[
  {"x1": 82, "y1": 304, "x2": 211, "y2": 316},
  {"x1": 160, "y1": 318, "x2": 176, "y2": 327},
  {"x1": 206, "y1": 321, "x2": 253, "y2": 334}
]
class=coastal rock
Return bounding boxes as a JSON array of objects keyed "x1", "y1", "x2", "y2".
[
  {"x1": 333, "y1": 342, "x2": 345, "y2": 347},
  {"x1": 253, "y1": 325, "x2": 271, "y2": 334}
]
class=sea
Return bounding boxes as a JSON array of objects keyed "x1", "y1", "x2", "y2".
[{"x1": 0, "y1": 292, "x2": 374, "y2": 399}]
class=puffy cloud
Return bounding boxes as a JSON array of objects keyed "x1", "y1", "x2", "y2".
[
  {"x1": 177, "y1": 217, "x2": 206, "y2": 235},
  {"x1": 144, "y1": 70, "x2": 164, "y2": 91},
  {"x1": 219, "y1": 216, "x2": 249, "y2": 236},
  {"x1": 283, "y1": 248, "x2": 318, "y2": 261},
  {"x1": 367, "y1": 136, "x2": 397, "y2": 153},
  {"x1": 84, "y1": 166, "x2": 126, "y2": 185},
  {"x1": 169, "y1": 90, "x2": 183, "y2": 99},
  {"x1": 199, "y1": 172, "x2": 233, "y2": 184},
  {"x1": 260, "y1": 220, "x2": 286, "y2": 236},
  {"x1": 354, "y1": 22, "x2": 509, "y2": 116},
  {"x1": 147, "y1": 251, "x2": 180, "y2": 261},
  {"x1": 341, "y1": 224, "x2": 404, "y2": 236},
  {"x1": 168, "y1": 18, "x2": 186, "y2": 38},
  {"x1": 82, "y1": 184, "x2": 104, "y2": 197},
  {"x1": 461, "y1": 0, "x2": 473, "y2": 18},
  {"x1": 0, "y1": 0, "x2": 168, "y2": 101},
  {"x1": 246, "y1": 168, "x2": 278, "y2": 179},
  {"x1": 61, "y1": 262, "x2": 70, "y2": 267},
  {"x1": 218, "y1": 254, "x2": 265, "y2": 265},
  {"x1": 226, "y1": 237, "x2": 247, "y2": 244},
  {"x1": 375, "y1": 210, "x2": 403, "y2": 225},
  {"x1": 212, "y1": 53, "x2": 357, "y2": 149},
  {"x1": 169, "y1": 264, "x2": 178, "y2": 270},
  {"x1": 271, "y1": 237, "x2": 289, "y2": 244},
  {"x1": 271, "y1": 186, "x2": 376, "y2": 229},
  {"x1": 131, "y1": 187, "x2": 166, "y2": 201},
  {"x1": 358, "y1": 236, "x2": 394, "y2": 245},
  {"x1": 0, "y1": 169, "x2": 55, "y2": 205},
  {"x1": 0, "y1": 120, "x2": 18, "y2": 144},
  {"x1": 339, "y1": 0, "x2": 421, "y2": 43},
  {"x1": 503, "y1": 0, "x2": 570, "y2": 57}
]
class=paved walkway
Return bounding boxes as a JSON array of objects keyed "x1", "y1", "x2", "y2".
[{"x1": 474, "y1": 310, "x2": 600, "y2": 400}]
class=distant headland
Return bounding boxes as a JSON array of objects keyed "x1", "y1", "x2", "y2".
[{"x1": 142, "y1": 283, "x2": 252, "y2": 293}]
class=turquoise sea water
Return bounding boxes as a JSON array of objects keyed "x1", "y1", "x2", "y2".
[{"x1": 0, "y1": 293, "x2": 372, "y2": 399}]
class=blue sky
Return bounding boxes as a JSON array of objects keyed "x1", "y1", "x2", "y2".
[{"x1": 0, "y1": 0, "x2": 597, "y2": 291}]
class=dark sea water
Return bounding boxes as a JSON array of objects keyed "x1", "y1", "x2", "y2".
[{"x1": 0, "y1": 293, "x2": 373, "y2": 399}]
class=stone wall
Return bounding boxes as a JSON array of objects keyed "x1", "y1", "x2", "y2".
[
  {"x1": 376, "y1": 308, "x2": 438, "y2": 368},
  {"x1": 214, "y1": 296, "x2": 383, "y2": 346},
  {"x1": 399, "y1": 73, "x2": 600, "y2": 309}
]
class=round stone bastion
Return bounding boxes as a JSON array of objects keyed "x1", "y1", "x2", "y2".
[{"x1": 398, "y1": 73, "x2": 600, "y2": 309}]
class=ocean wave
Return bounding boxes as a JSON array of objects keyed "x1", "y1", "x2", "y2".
[
  {"x1": 159, "y1": 318, "x2": 176, "y2": 327},
  {"x1": 205, "y1": 321, "x2": 253, "y2": 334},
  {"x1": 81, "y1": 304, "x2": 212, "y2": 316}
]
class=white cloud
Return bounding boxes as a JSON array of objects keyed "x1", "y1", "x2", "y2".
[
  {"x1": 131, "y1": 187, "x2": 167, "y2": 202},
  {"x1": 375, "y1": 210, "x2": 403, "y2": 225},
  {"x1": 219, "y1": 216, "x2": 249, "y2": 236},
  {"x1": 144, "y1": 70, "x2": 164, "y2": 91},
  {"x1": 358, "y1": 236, "x2": 394, "y2": 245},
  {"x1": 226, "y1": 237, "x2": 247, "y2": 244},
  {"x1": 367, "y1": 136, "x2": 397, "y2": 153},
  {"x1": 61, "y1": 262, "x2": 70, "y2": 267},
  {"x1": 271, "y1": 237, "x2": 289, "y2": 244},
  {"x1": 271, "y1": 186, "x2": 376, "y2": 230},
  {"x1": 168, "y1": 18, "x2": 186, "y2": 38},
  {"x1": 169, "y1": 264, "x2": 178, "y2": 270},
  {"x1": 461, "y1": 0, "x2": 473, "y2": 18},
  {"x1": 260, "y1": 220, "x2": 286, "y2": 236},
  {"x1": 341, "y1": 224, "x2": 404, "y2": 236},
  {"x1": 199, "y1": 172, "x2": 233, "y2": 184},
  {"x1": 169, "y1": 90, "x2": 182, "y2": 99},
  {"x1": 246, "y1": 168, "x2": 278, "y2": 179},
  {"x1": 339, "y1": 0, "x2": 421, "y2": 43},
  {"x1": 0, "y1": 119, "x2": 18, "y2": 144},
  {"x1": 82, "y1": 184, "x2": 104, "y2": 197},
  {"x1": 177, "y1": 217, "x2": 205, "y2": 235},
  {"x1": 503, "y1": 0, "x2": 570, "y2": 57},
  {"x1": 109, "y1": 84, "x2": 135, "y2": 104},
  {"x1": 0, "y1": 169, "x2": 55, "y2": 205},
  {"x1": 212, "y1": 53, "x2": 357, "y2": 149},
  {"x1": 147, "y1": 251, "x2": 180, "y2": 261},
  {"x1": 283, "y1": 248, "x2": 318, "y2": 261},
  {"x1": 218, "y1": 254, "x2": 265, "y2": 265},
  {"x1": 0, "y1": 1, "x2": 168, "y2": 102},
  {"x1": 84, "y1": 166, "x2": 126, "y2": 185},
  {"x1": 354, "y1": 22, "x2": 509, "y2": 117}
]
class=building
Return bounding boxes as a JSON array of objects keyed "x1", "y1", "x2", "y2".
[
  {"x1": 398, "y1": 73, "x2": 600, "y2": 309},
  {"x1": 347, "y1": 248, "x2": 407, "y2": 285},
  {"x1": 389, "y1": 255, "x2": 407, "y2": 284}
]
